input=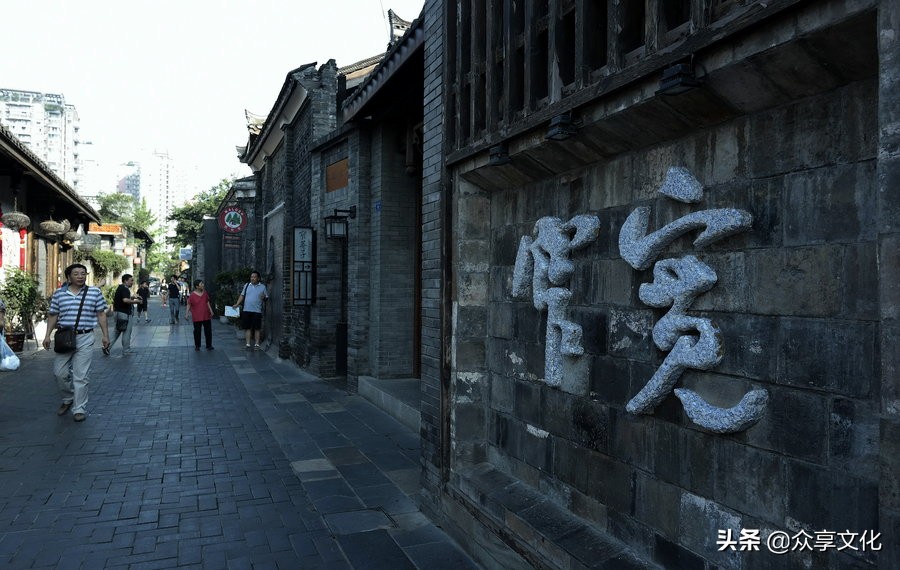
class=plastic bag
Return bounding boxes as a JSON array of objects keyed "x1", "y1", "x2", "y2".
[{"x1": 0, "y1": 336, "x2": 20, "y2": 371}]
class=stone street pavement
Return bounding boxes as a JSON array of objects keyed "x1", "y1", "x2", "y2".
[{"x1": 0, "y1": 298, "x2": 478, "y2": 569}]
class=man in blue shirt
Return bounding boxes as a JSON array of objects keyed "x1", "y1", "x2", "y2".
[
  {"x1": 233, "y1": 270, "x2": 268, "y2": 350},
  {"x1": 42, "y1": 264, "x2": 110, "y2": 422}
]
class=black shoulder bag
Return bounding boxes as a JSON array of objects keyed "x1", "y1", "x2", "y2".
[{"x1": 54, "y1": 287, "x2": 88, "y2": 354}]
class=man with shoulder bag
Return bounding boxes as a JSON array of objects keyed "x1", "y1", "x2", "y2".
[
  {"x1": 42, "y1": 264, "x2": 110, "y2": 422},
  {"x1": 105, "y1": 273, "x2": 141, "y2": 356}
]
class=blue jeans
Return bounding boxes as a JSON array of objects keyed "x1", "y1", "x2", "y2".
[{"x1": 169, "y1": 300, "x2": 180, "y2": 322}]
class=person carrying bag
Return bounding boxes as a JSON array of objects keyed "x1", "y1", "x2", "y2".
[
  {"x1": 42, "y1": 264, "x2": 110, "y2": 422},
  {"x1": 53, "y1": 287, "x2": 86, "y2": 353}
]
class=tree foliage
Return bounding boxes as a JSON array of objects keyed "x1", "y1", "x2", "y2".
[
  {"x1": 97, "y1": 193, "x2": 158, "y2": 237},
  {"x1": 73, "y1": 249, "x2": 129, "y2": 285},
  {"x1": 167, "y1": 178, "x2": 231, "y2": 248}
]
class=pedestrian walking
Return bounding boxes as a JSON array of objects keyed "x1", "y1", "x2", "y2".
[
  {"x1": 105, "y1": 274, "x2": 141, "y2": 357},
  {"x1": 232, "y1": 270, "x2": 268, "y2": 350},
  {"x1": 185, "y1": 279, "x2": 214, "y2": 351},
  {"x1": 41, "y1": 263, "x2": 110, "y2": 422},
  {"x1": 136, "y1": 280, "x2": 151, "y2": 322},
  {"x1": 167, "y1": 275, "x2": 181, "y2": 324}
]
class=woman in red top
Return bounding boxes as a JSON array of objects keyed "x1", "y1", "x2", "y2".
[{"x1": 185, "y1": 279, "x2": 214, "y2": 351}]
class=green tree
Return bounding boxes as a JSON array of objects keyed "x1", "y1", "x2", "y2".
[
  {"x1": 167, "y1": 178, "x2": 231, "y2": 248},
  {"x1": 97, "y1": 193, "x2": 158, "y2": 236}
]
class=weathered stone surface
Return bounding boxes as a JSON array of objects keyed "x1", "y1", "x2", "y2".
[
  {"x1": 619, "y1": 207, "x2": 753, "y2": 271},
  {"x1": 747, "y1": 246, "x2": 843, "y2": 316},
  {"x1": 783, "y1": 162, "x2": 877, "y2": 246},
  {"x1": 744, "y1": 385, "x2": 829, "y2": 463},
  {"x1": 713, "y1": 439, "x2": 785, "y2": 524},
  {"x1": 607, "y1": 307, "x2": 655, "y2": 361},
  {"x1": 830, "y1": 398, "x2": 880, "y2": 477},
  {"x1": 658, "y1": 166, "x2": 705, "y2": 203},
  {"x1": 677, "y1": 493, "x2": 742, "y2": 570},
  {"x1": 777, "y1": 317, "x2": 876, "y2": 397}
]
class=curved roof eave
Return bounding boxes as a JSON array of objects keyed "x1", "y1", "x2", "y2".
[
  {"x1": 341, "y1": 13, "x2": 424, "y2": 124},
  {"x1": 0, "y1": 123, "x2": 100, "y2": 223}
]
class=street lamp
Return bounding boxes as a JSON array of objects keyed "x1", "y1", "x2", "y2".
[{"x1": 324, "y1": 206, "x2": 357, "y2": 240}]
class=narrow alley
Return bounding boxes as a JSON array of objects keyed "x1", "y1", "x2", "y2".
[{"x1": 0, "y1": 296, "x2": 478, "y2": 569}]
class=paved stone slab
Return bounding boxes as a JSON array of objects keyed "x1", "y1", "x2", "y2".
[{"x1": 0, "y1": 297, "x2": 479, "y2": 569}]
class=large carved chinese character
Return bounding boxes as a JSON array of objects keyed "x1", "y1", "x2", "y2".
[
  {"x1": 619, "y1": 167, "x2": 767, "y2": 433},
  {"x1": 512, "y1": 215, "x2": 600, "y2": 392}
]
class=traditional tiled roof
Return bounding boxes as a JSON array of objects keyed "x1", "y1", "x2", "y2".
[
  {"x1": 0, "y1": 122, "x2": 100, "y2": 223},
  {"x1": 244, "y1": 109, "x2": 266, "y2": 136},
  {"x1": 340, "y1": 10, "x2": 424, "y2": 124}
]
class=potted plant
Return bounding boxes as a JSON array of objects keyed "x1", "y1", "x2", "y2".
[{"x1": 1, "y1": 269, "x2": 47, "y2": 352}]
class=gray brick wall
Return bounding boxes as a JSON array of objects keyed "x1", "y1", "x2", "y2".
[
  {"x1": 420, "y1": 0, "x2": 446, "y2": 496},
  {"x1": 446, "y1": 58, "x2": 887, "y2": 570}
]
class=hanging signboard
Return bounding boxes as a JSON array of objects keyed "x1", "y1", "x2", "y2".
[
  {"x1": 293, "y1": 227, "x2": 315, "y2": 306},
  {"x1": 218, "y1": 206, "x2": 248, "y2": 233}
]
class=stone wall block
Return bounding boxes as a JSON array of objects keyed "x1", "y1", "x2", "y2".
[
  {"x1": 744, "y1": 384, "x2": 829, "y2": 464},
  {"x1": 489, "y1": 373, "x2": 515, "y2": 414},
  {"x1": 881, "y1": 233, "x2": 900, "y2": 322},
  {"x1": 653, "y1": 421, "x2": 716, "y2": 498},
  {"x1": 590, "y1": 355, "x2": 634, "y2": 408},
  {"x1": 678, "y1": 493, "x2": 743, "y2": 570},
  {"x1": 689, "y1": 251, "x2": 748, "y2": 313},
  {"x1": 570, "y1": 307, "x2": 607, "y2": 356},
  {"x1": 515, "y1": 304, "x2": 545, "y2": 345},
  {"x1": 608, "y1": 408, "x2": 655, "y2": 473},
  {"x1": 456, "y1": 339, "x2": 486, "y2": 372},
  {"x1": 489, "y1": 265, "x2": 513, "y2": 303},
  {"x1": 748, "y1": 90, "x2": 840, "y2": 178},
  {"x1": 458, "y1": 193, "x2": 491, "y2": 240},
  {"x1": 586, "y1": 450, "x2": 635, "y2": 515},
  {"x1": 786, "y1": 460, "x2": 879, "y2": 532},
  {"x1": 776, "y1": 317, "x2": 876, "y2": 398},
  {"x1": 514, "y1": 380, "x2": 543, "y2": 425},
  {"x1": 457, "y1": 271, "x2": 489, "y2": 306},
  {"x1": 491, "y1": 224, "x2": 520, "y2": 266},
  {"x1": 633, "y1": 144, "x2": 681, "y2": 202},
  {"x1": 841, "y1": 242, "x2": 879, "y2": 321},
  {"x1": 830, "y1": 398, "x2": 880, "y2": 478},
  {"x1": 540, "y1": 386, "x2": 577, "y2": 441},
  {"x1": 747, "y1": 246, "x2": 842, "y2": 316},
  {"x1": 713, "y1": 438, "x2": 785, "y2": 524},
  {"x1": 488, "y1": 303, "x2": 514, "y2": 339},
  {"x1": 783, "y1": 161, "x2": 877, "y2": 246},
  {"x1": 702, "y1": 312, "x2": 778, "y2": 380},
  {"x1": 458, "y1": 239, "x2": 491, "y2": 271},
  {"x1": 883, "y1": 324, "x2": 899, "y2": 419},
  {"x1": 652, "y1": 535, "x2": 707, "y2": 570},
  {"x1": 591, "y1": 258, "x2": 637, "y2": 307},
  {"x1": 456, "y1": 305, "x2": 487, "y2": 338},
  {"x1": 572, "y1": 398, "x2": 610, "y2": 453},
  {"x1": 607, "y1": 307, "x2": 655, "y2": 361},
  {"x1": 876, "y1": 160, "x2": 900, "y2": 235},
  {"x1": 634, "y1": 473, "x2": 682, "y2": 540},
  {"x1": 587, "y1": 155, "x2": 634, "y2": 210}
]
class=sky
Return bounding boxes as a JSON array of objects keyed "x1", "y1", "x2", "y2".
[{"x1": 0, "y1": 0, "x2": 425, "y2": 194}]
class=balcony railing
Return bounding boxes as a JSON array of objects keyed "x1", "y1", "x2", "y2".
[{"x1": 445, "y1": 0, "x2": 802, "y2": 159}]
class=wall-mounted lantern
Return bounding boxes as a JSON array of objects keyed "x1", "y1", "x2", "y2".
[
  {"x1": 657, "y1": 63, "x2": 701, "y2": 96},
  {"x1": 545, "y1": 112, "x2": 578, "y2": 141},
  {"x1": 324, "y1": 206, "x2": 357, "y2": 240}
]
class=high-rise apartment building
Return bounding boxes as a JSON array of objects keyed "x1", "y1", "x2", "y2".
[
  {"x1": 139, "y1": 149, "x2": 189, "y2": 237},
  {"x1": 0, "y1": 88, "x2": 82, "y2": 189}
]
